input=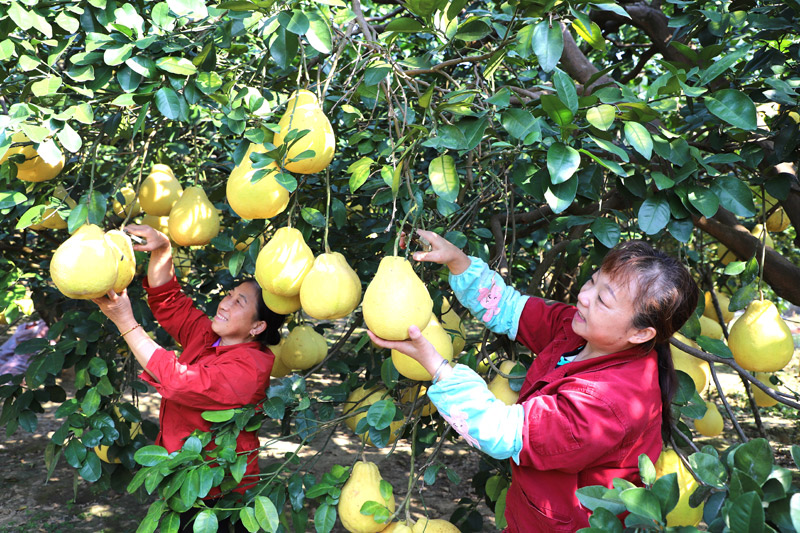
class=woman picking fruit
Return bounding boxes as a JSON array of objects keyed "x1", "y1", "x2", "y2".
[
  {"x1": 91, "y1": 224, "x2": 285, "y2": 532},
  {"x1": 369, "y1": 229, "x2": 699, "y2": 532}
]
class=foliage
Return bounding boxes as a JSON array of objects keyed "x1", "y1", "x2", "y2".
[{"x1": 0, "y1": 0, "x2": 799, "y2": 531}]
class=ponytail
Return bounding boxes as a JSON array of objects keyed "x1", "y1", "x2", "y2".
[
  {"x1": 655, "y1": 342, "x2": 677, "y2": 440},
  {"x1": 244, "y1": 280, "x2": 286, "y2": 347}
]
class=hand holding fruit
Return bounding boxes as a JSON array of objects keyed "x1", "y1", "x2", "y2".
[
  {"x1": 124, "y1": 224, "x2": 169, "y2": 253},
  {"x1": 407, "y1": 229, "x2": 470, "y2": 275},
  {"x1": 368, "y1": 325, "x2": 454, "y2": 382},
  {"x1": 92, "y1": 289, "x2": 136, "y2": 331}
]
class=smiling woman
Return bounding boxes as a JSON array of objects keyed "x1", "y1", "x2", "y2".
[
  {"x1": 91, "y1": 224, "x2": 286, "y2": 533},
  {"x1": 368, "y1": 230, "x2": 699, "y2": 533}
]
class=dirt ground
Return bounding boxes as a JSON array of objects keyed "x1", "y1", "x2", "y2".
[{"x1": 1, "y1": 324, "x2": 799, "y2": 533}]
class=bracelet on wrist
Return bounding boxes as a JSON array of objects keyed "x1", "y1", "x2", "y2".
[
  {"x1": 120, "y1": 323, "x2": 142, "y2": 337},
  {"x1": 432, "y1": 358, "x2": 451, "y2": 383}
]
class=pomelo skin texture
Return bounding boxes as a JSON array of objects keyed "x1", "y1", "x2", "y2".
[{"x1": 50, "y1": 224, "x2": 119, "y2": 299}]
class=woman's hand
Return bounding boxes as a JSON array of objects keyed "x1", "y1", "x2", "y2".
[
  {"x1": 368, "y1": 325, "x2": 454, "y2": 381},
  {"x1": 124, "y1": 224, "x2": 169, "y2": 253},
  {"x1": 91, "y1": 290, "x2": 137, "y2": 331},
  {"x1": 408, "y1": 229, "x2": 471, "y2": 275}
]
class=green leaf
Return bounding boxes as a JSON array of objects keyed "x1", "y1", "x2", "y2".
[
  {"x1": 31, "y1": 76, "x2": 62, "y2": 97},
  {"x1": 588, "y1": 135, "x2": 629, "y2": 162},
  {"x1": 428, "y1": 154, "x2": 459, "y2": 202},
  {"x1": 727, "y1": 491, "x2": 765, "y2": 533},
  {"x1": 78, "y1": 452, "x2": 102, "y2": 482},
  {"x1": 159, "y1": 512, "x2": 180, "y2": 533},
  {"x1": 572, "y1": 18, "x2": 605, "y2": 51},
  {"x1": 81, "y1": 387, "x2": 101, "y2": 415},
  {"x1": 540, "y1": 94, "x2": 574, "y2": 130},
  {"x1": 279, "y1": 9, "x2": 309, "y2": 35},
  {"x1": 638, "y1": 196, "x2": 670, "y2": 234},
  {"x1": 695, "y1": 337, "x2": 732, "y2": 359},
  {"x1": 710, "y1": 175, "x2": 757, "y2": 217},
  {"x1": 580, "y1": 150, "x2": 627, "y2": 177},
  {"x1": 704, "y1": 90, "x2": 757, "y2": 131},
  {"x1": 255, "y1": 495, "x2": 280, "y2": 532},
  {"x1": 301, "y1": 207, "x2": 326, "y2": 227},
  {"x1": 366, "y1": 399, "x2": 396, "y2": 431},
  {"x1": 532, "y1": 21, "x2": 563, "y2": 72},
  {"x1": 134, "y1": 445, "x2": 170, "y2": 466},
  {"x1": 619, "y1": 487, "x2": 662, "y2": 522},
  {"x1": 623, "y1": 122, "x2": 652, "y2": 159},
  {"x1": 547, "y1": 142, "x2": 580, "y2": 184},
  {"x1": 192, "y1": 510, "x2": 218, "y2": 533},
  {"x1": 553, "y1": 69, "x2": 578, "y2": 114},
  {"x1": 687, "y1": 186, "x2": 719, "y2": 218},
  {"x1": 689, "y1": 452, "x2": 728, "y2": 489},
  {"x1": 57, "y1": 124, "x2": 82, "y2": 153},
  {"x1": 638, "y1": 454, "x2": 656, "y2": 486},
  {"x1": 501, "y1": 108, "x2": 537, "y2": 139},
  {"x1": 575, "y1": 485, "x2": 626, "y2": 515},
  {"x1": 734, "y1": 438, "x2": 773, "y2": 485},
  {"x1": 699, "y1": 46, "x2": 749, "y2": 85},
  {"x1": 104, "y1": 43, "x2": 134, "y2": 66},
  {"x1": 230, "y1": 454, "x2": 247, "y2": 483},
  {"x1": 196, "y1": 72, "x2": 222, "y2": 94},
  {"x1": 586, "y1": 104, "x2": 615, "y2": 130},
  {"x1": 167, "y1": 0, "x2": 208, "y2": 19},
  {"x1": 385, "y1": 17, "x2": 424, "y2": 33},
  {"x1": 306, "y1": 12, "x2": 333, "y2": 53},
  {"x1": 201, "y1": 409, "x2": 234, "y2": 422},
  {"x1": 155, "y1": 56, "x2": 197, "y2": 76},
  {"x1": 314, "y1": 502, "x2": 336, "y2": 533},
  {"x1": 239, "y1": 507, "x2": 259, "y2": 533},
  {"x1": 347, "y1": 157, "x2": 373, "y2": 193},
  {"x1": 270, "y1": 26, "x2": 298, "y2": 70},
  {"x1": 590, "y1": 218, "x2": 621, "y2": 248},
  {"x1": 545, "y1": 173, "x2": 578, "y2": 214},
  {"x1": 154, "y1": 88, "x2": 184, "y2": 120}
]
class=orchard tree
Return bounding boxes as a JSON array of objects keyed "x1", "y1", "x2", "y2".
[{"x1": 1, "y1": 0, "x2": 799, "y2": 531}]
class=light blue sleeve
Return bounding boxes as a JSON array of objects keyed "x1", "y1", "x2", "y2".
[
  {"x1": 449, "y1": 257, "x2": 529, "y2": 340},
  {"x1": 427, "y1": 364, "x2": 523, "y2": 464}
]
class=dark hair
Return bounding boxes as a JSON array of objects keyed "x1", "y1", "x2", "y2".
[
  {"x1": 243, "y1": 279, "x2": 286, "y2": 347},
  {"x1": 599, "y1": 241, "x2": 699, "y2": 440}
]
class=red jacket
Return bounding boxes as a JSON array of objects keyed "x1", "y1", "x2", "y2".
[
  {"x1": 505, "y1": 297, "x2": 663, "y2": 532},
  {"x1": 140, "y1": 277, "x2": 274, "y2": 496}
]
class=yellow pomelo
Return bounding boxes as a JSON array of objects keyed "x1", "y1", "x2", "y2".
[
  {"x1": 338, "y1": 461, "x2": 396, "y2": 533},
  {"x1": 715, "y1": 242, "x2": 735, "y2": 266},
  {"x1": 50, "y1": 224, "x2": 119, "y2": 299},
  {"x1": 488, "y1": 360, "x2": 520, "y2": 405},
  {"x1": 728, "y1": 299, "x2": 794, "y2": 372},
  {"x1": 299, "y1": 252, "x2": 362, "y2": 320},
  {"x1": 273, "y1": 90, "x2": 335, "y2": 174},
  {"x1": 142, "y1": 214, "x2": 170, "y2": 238},
  {"x1": 281, "y1": 325, "x2": 327, "y2": 370},
  {"x1": 441, "y1": 299, "x2": 466, "y2": 354},
  {"x1": 694, "y1": 400, "x2": 723, "y2": 437},
  {"x1": 703, "y1": 291, "x2": 734, "y2": 325},
  {"x1": 698, "y1": 315, "x2": 723, "y2": 340},
  {"x1": 226, "y1": 143, "x2": 289, "y2": 219},
  {"x1": 750, "y1": 223, "x2": 774, "y2": 249},
  {"x1": 168, "y1": 186, "x2": 220, "y2": 246},
  {"x1": 36, "y1": 207, "x2": 68, "y2": 229},
  {"x1": 262, "y1": 288, "x2": 301, "y2": 315},
  {"x1": 400, "y1": 385, "x2": 436, "y2": 417},
  {"x1": 268, "y1": 339, "x2": 291, "y2": 378},
  {"x1": 363, "y1": 256, "x2": 433, "y2": 341},
  {"x1": 751, "y1": 372, "x2": 778, "y2": 407},
  {"x1": 95, "y1": 418, "x2": 142, "y2": 464},
  {"x1": 670, "y1": 333, "x2": 711, "y2": 393},
  {"x1": 255, "y1": 227, "x2": 314, "y2": 297},
  {"x1": 411, "y1": 518, "x2": 461, "y2": 533},
  {"x1": 139, "y1": 164, "x2": 182, "y2": 216},
  {"x1": 654, "y1": 448, "x2": 704, "y2": 527},
  {"x1": 112, "y1": 186, "x2": 142, "y2": 218},
  {"x1": 105, "y1": 229, "x2": 137, "y2": 294},
  {"x1": 766, "y1": 207, "x2": 790, "y2": 233},
  {"x1": 2, "y1": 132, "x2": 65, "y2": 182},
  {"x1": 383, "y1": 522, "x2": 413, "y2": 533},
  {"x1": 343, "y1": 385, "x2": 404, "y2": 447},
  {"x1": 392, "y1": 316, "x2": 454, "y2": 380}
]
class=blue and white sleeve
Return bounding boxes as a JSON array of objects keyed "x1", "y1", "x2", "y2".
[
  {"x1": 449, "y1": 257, "x2": 529, "y2": 340},
  {"x1": 427, "y1": 364, "x2": 524, "y2": 463}
]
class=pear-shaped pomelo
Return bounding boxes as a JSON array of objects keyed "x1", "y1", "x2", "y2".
[
  {"x1": 168, "y1": 186, "x2": 220, "y2": 246},
  {"x1": 139, "y1": 164, "x2": 182, "y2": 216},
  {"x1": 226, "y1": 144, "x2": 289, "y2": 219},
  {"x1": 262, "y1": 288, "x2": 301, "y2": 315},
  {"x1": 281, "y1": 325, "x2": 327, "y2": 370},
  {"x1": 670, "y1": 332, "x2": 711, "y2": 393},
  {"x1": 338, "y1": 461, "x2": 396, "y2": 533},
  {"x1": 50, "y1": 224, "x2": 119, "y2": 299},
  {"x1": 728, "y1": 299, "x2": 794, "y2": 372},
  {"x1": 299, "y1": 252, "x2": 362, "y2": 320},
  {"x1": 273, "y1": 90, "x2": 335, "y2": 174},
  {"x1": 2, "y1": 132, "x2": 65, "y2": 182},
  {"x1": 255, "y1": 227, "x2": 314, "y2": 297},
  {"x1": 105, "y1": 229, "x2": 137, "y2": 294},
  {"x1": 363, "y1": 256, "x2": 432, "y2": 341},
  {"x1": 694, "y1": 400, "x2": 723, "y2": 437},
  {"x1": 655, "y1": 448, "x2": 704, "y2": 526}
]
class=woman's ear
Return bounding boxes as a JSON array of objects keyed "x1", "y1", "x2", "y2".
[
  {"x1": 628, "y1": 326, "x2": 656, "y2": 345},
  {"x1": 250, "y1": 320, "x2": 267, "y2": 337}
]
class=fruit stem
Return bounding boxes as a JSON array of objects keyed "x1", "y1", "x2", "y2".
[{"x1": 324, "y1": 168, "x2": 331, "y2": 254}]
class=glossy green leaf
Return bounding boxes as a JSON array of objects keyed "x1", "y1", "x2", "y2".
[
  {"x1": 704, "y1": 89, "x2": 757, "y2": 131},
  {"x1": 588, "y1": 135, "x2": 629, "y2": 162},
  {"x1": 155, "y1": 56, "x2": 197, "y2": 76},
  {"x1": 347, "y1": 157, "x2": 374, "y2": 193},
  {"x1": 192, "y1": 510, "x2": 218, "y2": 533},
  {"x1": 279, "y1": 9, "x2": 309, "y2": 35},
  {"x1": 547, "y1": 142, "x2": 580, "y2": 184},
  {"x1": 239, "y1": 507, "x2": 259, "y2": 533},
  {"x1": 154, "y1": 87, "x2": 183, "y2": 120},
  {"x1": 501, "y1": 108, "x2": 537, "y2": 139},
  {"x1": 638, "y1": 196, "x2": 670, "y2": 234},
  {"x1": 306, "y1": 11, "x2": 333, "y2": 53},
  {"x1": 687, "y1": 186, "x2": 719, "y2": 217},
  {"x1": 314, "y1": 502, "x2": 336, "y2": 533},
  {"x1": 545, "y1": 173, "x2": 578, "y2": 214},
  {"x1": 553, "y1": 68, "x2": 578, "y2": 114},
  {"x1": 531, "y1": 21, "x2": 563, "y2": 72},
  {"x1": 201, "y1": 408, "x2": 234, "y2": 422},
  {"x1": 255, "y1": 495, "x2": 280, "y2": 532},
  {"x1": 624, "y1": 122, "x2": 652, "y2": 159},
  {"x1": 572, "y1": 18, "x2": 605, "y2": 51},
  {"x1": 385, "y1": 17, "x2": 424, "y2": 32},
  {"x1": 167, "y1": 0, "x2": 208, "y2": 19},
  {"x1": 78, "y1": 452, "x2": 102, "y2": 482},
  {"x1": 134, "y1": 445, "x2": 170, "y2": 466},
  {"x1": 428, "y1": 154, "x2": 459, "y2": 202},
  {"x1": 710, "y1": 175, "x2": 757, "y2": 217},
  {"x1": 727, "y1": 491, "x2": 765, "y2": 533},
  {"x1": 620, "y1": 487, "x2": 662, "y2": 522},
  {"x1": 541, "y1": 94, "x2": 574, "y2": 129},
  {"x1": 590, "y1": 218, "x2": 621, "y2": 248},
  {"x1": 366, "y1": 399, "x2": 396, "y2": 430},
  {"x1": 586, "y1": 104, "x2": 615, "y2": 130}
]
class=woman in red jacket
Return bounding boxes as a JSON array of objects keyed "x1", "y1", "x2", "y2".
[
  {"x1": 370, "y1": 230, "x2": 699, "y2": 532},
  {"x1": 92, "y1": 224, "x2": 285, "y2": 532}
]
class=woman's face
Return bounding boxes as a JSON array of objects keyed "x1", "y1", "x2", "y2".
[
  {"x1": 211, "y1": 282, "x2": 264, "y2": 345},
  {"x1": 572, "y1": 270, "x2": 653, "y2": 355}
]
